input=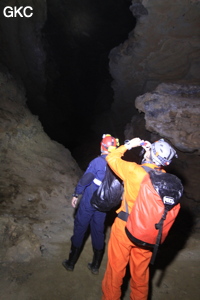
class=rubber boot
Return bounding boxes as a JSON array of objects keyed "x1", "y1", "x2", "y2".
[
  {"x1": 62, "y1": 244, "x2": 80, "y2": 271},
  {"x1": 88, "y1": 248, "x2": 104, "y2": 275}
]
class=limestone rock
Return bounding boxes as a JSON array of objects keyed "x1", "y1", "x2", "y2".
[
  {"x1": 0, "y1": 216, "x2": 41, "y2": 262},
  {"x1": 135, "y1": 83, "x2": 200, "y2": 153},
  {"x1": 0, "y1": 71, "x2": 82, "y2": 261}
]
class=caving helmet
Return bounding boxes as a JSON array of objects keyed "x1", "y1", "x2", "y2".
[
  {"x1": 100, "y1": 134, "x2": 119, "y2": 153},
  {"x1": 150, "y1": 139, "x2": 178, "y2": 166}
]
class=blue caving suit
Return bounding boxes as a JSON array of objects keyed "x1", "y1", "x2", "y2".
[{"x1": 71, "y1": 154, "x2": 107, "y2": 250}]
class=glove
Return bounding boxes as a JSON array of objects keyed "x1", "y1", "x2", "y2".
[
  {"x1": 71, "y1": 196, "x2": 79, "y2": 208},
  {"x1": 141, "y1": 140, "x2": 152, "y2": 150},
  {"x1": 124, "y1": 137, "x2": 142, "y2": 150}
]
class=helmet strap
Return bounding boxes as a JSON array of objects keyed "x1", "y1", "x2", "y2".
[
  {"x1": 142, "y1": 152, "x2": 154, "y2": 165},
  {"x1": 142, "y1": 158, "x2": 154, "y2": 164},
  {"x1": 101, "y1": 146, "x2": 108, "y2": 154}
]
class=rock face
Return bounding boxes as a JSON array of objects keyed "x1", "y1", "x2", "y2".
[
  {"x1": 135, "y1": 83, "x2": 200, "y2": 153},
  {"x1": 109, "y1": 0, "x2": 200, "y2": 133},
  {"x1": 0, "y1": 0, "x2": 47, "y2": 104},
  {"x1": 0, "y1": 70, "x2": 82, "y2": 262}
]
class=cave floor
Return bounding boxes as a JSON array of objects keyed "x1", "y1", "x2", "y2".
[{"x1": 0, "y1": 224, "x2": 200, "y2": 300}]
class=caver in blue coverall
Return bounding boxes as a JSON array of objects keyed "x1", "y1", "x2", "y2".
[
  {"x1": 62, "y1": 154, "x2": 107, "y2": 274},
  {"x1": 72, "y1": 154, "x2": 107, "y2": 250}
]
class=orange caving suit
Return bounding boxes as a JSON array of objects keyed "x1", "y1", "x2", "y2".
[{"x1": 102, "y1": 145, "x2": 163, "y2": 300}]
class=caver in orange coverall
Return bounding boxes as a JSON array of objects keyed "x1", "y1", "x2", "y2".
[{"x1": 102, "y1": 144, "x2": 163, "y2": 300}]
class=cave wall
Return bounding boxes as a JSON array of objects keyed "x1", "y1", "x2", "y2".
[
  {"x1": 135, "y1": 83, "x2": 200, "y2": 154},
  {"x1": 0, "y1": 0, "x2": 136, "y2": 148},
  {"x1": 0, "y1": 0, "x2": 47, "y2": 106},
  {"x1": 109, "y1": 0, "x2": 200, "y2": 134},
  {"x1": 0, "y1": 0, "x2": 199, "y2": 143},
  {"x1": 0, "y1": 70, "x2": 82, "y2": 261}
]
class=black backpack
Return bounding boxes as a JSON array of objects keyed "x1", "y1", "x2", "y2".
[{"x1": 90, "y1": 165, "x2": 124, "y2": 212}]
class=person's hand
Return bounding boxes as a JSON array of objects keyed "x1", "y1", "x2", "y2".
[
  {"x1": 141, "y1": 141, "x2": 152, "y2": 161},
  {"x1": 141, "y1": 140, "x2": 151, "y2": 151},
  {"x1": 124, "y1": 137, "x2": 142, "y2": 150},
  {"x1": 71, "y1": 197, "x2": 78, "y2": 208}
]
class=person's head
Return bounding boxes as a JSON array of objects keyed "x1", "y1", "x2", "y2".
[
  {"x1": 143, "y1": 139, "x2": 177, "y2": 166},
  {"x1": 100, "y1": 134, "x2": 119, "y2": 154}
]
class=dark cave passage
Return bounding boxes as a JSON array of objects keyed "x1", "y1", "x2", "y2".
[{"x1": 34, "y1": 0, "x2": 136, "y2": 166}]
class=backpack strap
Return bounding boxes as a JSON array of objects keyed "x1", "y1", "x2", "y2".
[
  {"x1": 93, "y1": 155, "x2": 107, "y2": 186},
  {"x1": 150, "y1": 208, "x2": 168, "y2": 265},
  {"x1": 117, "y1": 210, "x2": 129, "y2": 221},
  {"x1": 141, "y1": 165, "x2": 153, "y2": 173}
]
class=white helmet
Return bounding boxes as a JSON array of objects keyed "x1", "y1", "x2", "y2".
[{"x1": 150, "y1": 139, "x2": 177, "y2": 166}]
